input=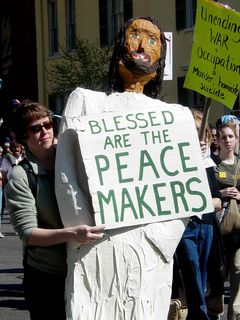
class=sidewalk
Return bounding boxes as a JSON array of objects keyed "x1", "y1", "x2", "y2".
[{"x1": 0, "y1": 212, "x2": 30, "y2": 320}]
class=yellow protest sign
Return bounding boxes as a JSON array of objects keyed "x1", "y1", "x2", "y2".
[{"x1": 184, "y1": 0, "x2": 240, "y2": 109}]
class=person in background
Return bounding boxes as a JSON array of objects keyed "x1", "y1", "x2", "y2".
[
  {"x1": 213, "y1": 120, "x2": 240, "y2": 320},
  {"x1": 0, "y1": 141, "x2": 24, "y2": 216},
  {"x1": 171, "y1": 110, "x2": 223, "y2": 320},
  {"x1": 3, "y1": 139, "x2": 12, "y2": 157},
  {"x1": 215, "y1": 115, "x2": 240, "y2": 158},
  {"x1": 5, "y1": 100, "x2": 105, "y2": 320},
  {"x1": 209, "y1": 123, "x2": 219, "y2": 157},
  {"x1": 0, "y1": 146, "x2": 3, "y2": 170},
  {"x1": 1, "y1": 141, "x2": 24, "y2": 187},
  {"x1": 2, "y1": 138, "x2": 15, "y2": 167},
  {"x1": 0, "y1": 146, "x2": 4, "y2": 238}
]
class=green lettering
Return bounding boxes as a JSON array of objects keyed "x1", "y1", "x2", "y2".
[
  {"x1": 139, "y1": 150, "x2": 160, "y2": 180},
  {"x1": 89, "y1": 120, "x2": 101, "y2": 134},
  {"x1": 170, "y1": 181, "x2": 189, "y2": 213},
  {"x1": 136, "y1": 113, "x2": 148, "y2": 128},
  {"x1": 120, "y1": 188, "x2": 138, "y2": 221},
  {"x1": 135, "y1": 185, "x2": 156, "y2": 218},
  {"x1": 153, "y1": 182, "x2": 171, "y2": 215},
  {"x1": 148, "y1": 111, "x2": 160, "y2": 126},
  {"x1": 178, "y1": 142, "x2": 197, "y2": 172},
  {"x1": 104, "y1": 136, "x2": 115, "y2": 149},
  {"x1": 160, "y1": 146, "x2": 178, "y2": 176},
  {"x1": 114, "y1": 115, "x2": 125, "y2": 131},
  {"x1": 162, "y1": 111, "x2": 174, "y2": 124},
  {"x1": 95, "y1": 155, "x2": 109, "y2": 185},
  {"x1": 115, "y1": 152, "x2": 133, "y2": 183},
  {"x1": 186, "y1": 177, "x2": 207, "y2": 212},
  {"x1": 97, "y1": 190, "x2": 119, "y2": 224},
  {"x1": 126, "y1": 114, "x2": 137, "y2": 129}
]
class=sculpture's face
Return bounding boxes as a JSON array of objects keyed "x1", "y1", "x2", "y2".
[{"x1": 122, "y1": 19, "x2": 161, "y2": 75}]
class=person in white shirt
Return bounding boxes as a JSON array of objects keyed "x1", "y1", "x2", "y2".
[{"x1": 1, "y1": 141, "x2": 24, "y2": 186}]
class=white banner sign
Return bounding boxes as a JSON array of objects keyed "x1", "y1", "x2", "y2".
[{"x1": 75, "y1": 105, "x2": 213, "y2": 229}]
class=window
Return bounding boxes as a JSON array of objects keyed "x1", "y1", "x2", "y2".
[
  {"x1": 0, "y1": 16, "x2": 12, "y2": 76},
  {"x1": 112, "y1": 0, "x2": 124, "y2": 44},
  {"x1": 176, "y1": 0, "x2": 197, "y2": 31},
  {"x1": 48, "y1": 0, "x2": 58, "y2": 55},
  {"x1": 66, "y1": 0, "x2": 76, "y2": 51},
  {"x1": 99, "y1": 0, "x2": 133, "y2": 46}
]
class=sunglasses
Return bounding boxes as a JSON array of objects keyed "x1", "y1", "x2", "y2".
[{"x1": 28, "y1": 120, "x2": 53, "y2": 133}]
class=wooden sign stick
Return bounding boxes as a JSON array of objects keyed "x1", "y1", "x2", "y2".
[{"x1": 199, "y1": 97, "x2": 211, "y2": 141}]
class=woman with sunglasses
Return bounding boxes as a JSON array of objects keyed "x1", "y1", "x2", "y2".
[{"x1": 5, "y1": 100, "x2": 105, "y2": 320}]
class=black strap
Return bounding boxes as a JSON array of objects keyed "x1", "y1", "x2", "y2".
[
  {"x1": 18, "y1": 158, "x2": 37, "y2": 199},
  {"x1": 18, "y1": 158, "x2": 38, "y2": 267}
]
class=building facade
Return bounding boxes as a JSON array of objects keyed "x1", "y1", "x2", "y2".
[
  {"x1": 0, "y1": 0, "x2": 38, "y2": 119},
  {"x1": 0, "y1": 0, "x2": 239, "y2": 124}
]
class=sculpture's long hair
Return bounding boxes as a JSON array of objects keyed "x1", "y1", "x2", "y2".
[{"x1": 107, "y1": 16, "x2": 167, "y2": 99}]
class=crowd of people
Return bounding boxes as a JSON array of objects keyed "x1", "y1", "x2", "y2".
[
  {"x1": 0, "y1": 15, "x2": 239, "y2": 320},
  {"x1": 171, "y1": 112, "x2": 240, "y2": 320},
  {"x1": 1, "y1": 105, "x2": 239, "y2": 319}
]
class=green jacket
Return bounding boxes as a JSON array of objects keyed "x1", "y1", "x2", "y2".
[{"x1": 5, "y1": 150, "x2": 67, "y2": 275}]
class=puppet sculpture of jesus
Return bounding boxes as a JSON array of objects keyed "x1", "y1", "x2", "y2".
[{"x1": 55, "y1": 17, "x2": 190, "y2": 320}]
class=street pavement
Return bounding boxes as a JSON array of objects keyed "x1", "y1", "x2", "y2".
[
  {"x1": 0, "y1": 211, "x2": 229, "y2": 320},
  {"x1": 0, "y1": 211, "x2": 30, "y2": 320}
]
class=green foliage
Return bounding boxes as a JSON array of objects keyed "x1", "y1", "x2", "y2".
[{"x1": 47, "y1": 39, "x2": 113, "y2": 95}]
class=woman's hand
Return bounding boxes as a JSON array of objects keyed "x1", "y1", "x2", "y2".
[
  {"x1": 27, "y1": 225, "x2": 105, "y2": 246},
  {"x1": 222, "y1": 187, "x2": 240, "y2": 200},
  {"x1": 69, "y1": 225, "x2": 105, "y2": 244},
  {"x1": 212, "y1": 197, "x2": 222, "y2": 212}
]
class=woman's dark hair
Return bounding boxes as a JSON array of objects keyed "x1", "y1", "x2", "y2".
[
  {"x1": 9, "y1": 99, "x2": 52, "y2": 144},
  {"x1": 107, "y1": 16, "x2": 167, "y2": 99}
]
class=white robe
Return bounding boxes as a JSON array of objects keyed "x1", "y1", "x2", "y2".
[{"x1": 55, "y1": 88, "x2": 189, "y2": 320}]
